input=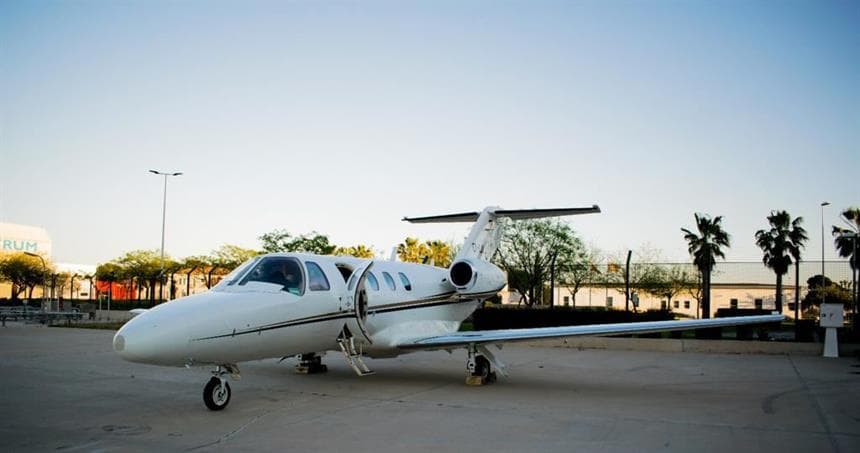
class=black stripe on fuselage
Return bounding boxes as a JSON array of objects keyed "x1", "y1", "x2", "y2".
[
  {"x1": 366, "y1": 291, "x2": 458, "y2": 314},
  {"x1": 191, "y1": 312, "x2": 355, "y2": 341},
  {"x1": 191, "y1": 291, "x2": 466, "y2": 342}
]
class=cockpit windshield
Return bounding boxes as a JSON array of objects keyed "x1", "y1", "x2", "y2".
[
  {"x1": 238, "y1": 256, "x2": 305, "y2": 296},
  {"x1": 212, "y1": 256, "x2": 260, "y2": 290}
]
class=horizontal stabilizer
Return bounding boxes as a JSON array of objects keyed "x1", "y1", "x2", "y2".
[
  {"x1": 403, "y1": 205, "x2": 600, "y2": 224},
  {"x1": 403, "y1": 211, "x2": 480, "y2": 223},
  {"x1": 495, "y1": 206, "x2": 601, "y2": 220}
]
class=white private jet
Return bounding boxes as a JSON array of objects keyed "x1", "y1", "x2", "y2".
[{"x1": 113, "y1": 206, "x2": 783, "y2": 410}]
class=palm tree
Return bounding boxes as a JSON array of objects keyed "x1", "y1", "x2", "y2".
[
  {"x1": 833, "y1": 208, "x2": 859, "y2": 268},
  {"x1": 425, "y1": 240, "x2": 453, "y2": 268},
  {"x1": 833, "y1": 207, "x2": 859, "y2": 324},
  {"x1": 755, "y1": 211, "x2": 808, "y2": 313},
  {"x1": 681, "y1": 214, "x2": 731, "y2": 319},
  {"x1": 335, "y1": 245, "x2": 376, "y2": 259}
]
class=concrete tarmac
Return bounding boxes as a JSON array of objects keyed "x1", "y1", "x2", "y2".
[{"x1": 1, "y1": 324, "x2": 859, "y2": 452}]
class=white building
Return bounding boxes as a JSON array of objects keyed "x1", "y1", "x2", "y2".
[{"x1": 0, "y1": 222, "x2": 52, "y2": 257}]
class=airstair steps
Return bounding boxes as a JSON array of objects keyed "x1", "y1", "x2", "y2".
[{"x1": 337, "y1": 327, "x2": 374, "y2": 376}]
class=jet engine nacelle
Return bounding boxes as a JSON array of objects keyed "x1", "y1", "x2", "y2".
[{"x1": 448, "y1": 259, "x2": 506, "y2": 296}]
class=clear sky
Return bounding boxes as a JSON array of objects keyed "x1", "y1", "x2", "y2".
[{"x1": 1, "y1": 0, "x2": 857, "y2": 265}]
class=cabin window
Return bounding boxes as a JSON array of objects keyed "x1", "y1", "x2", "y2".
[
  {"x1": 305, "y1": 261, "x2": 330, "y2": 291},
  {"x1": 366, "y1": 272, "x2": 380, "y2": 291},
  {"x1": 335, "y1": 265, "x2": 352, "y2": 283},
  {"x1": 398, "y1": 273, "x2": 412, "y2": 291},
  {"x1": 239, "y1": 257, "x2": 304, "y2": 296},
  {"x1": 347, "y1": 272, "x2": 358, "y2": 291},
  {"x1": 382, "y1": 272, "x2": 396, "y2": 290}
]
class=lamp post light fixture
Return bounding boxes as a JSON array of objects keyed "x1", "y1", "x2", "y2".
[
  {"x1": 149, "y1": 169, "x2": 183, "y2": 302},
  {"x1": 23, "y1": 251, "x2": 46, "y2": 268},
  {"x1": 23, "y1": 251, "x2": 47, "y2": 307},
  {"x1": 821, "y1": 201, "x2": 830, "y2": 305}
]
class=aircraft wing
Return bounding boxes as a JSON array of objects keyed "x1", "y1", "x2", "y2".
[{"x1": 397, "y1": 314, "x2": 783, "y2": 350}]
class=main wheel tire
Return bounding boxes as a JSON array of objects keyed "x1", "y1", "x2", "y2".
[
  {"x1": 203, "y1": 377, "x2": 231, "y2": 411},
  {"x1": 472, "y1": 355, "x2": 491, "y2": 379}
]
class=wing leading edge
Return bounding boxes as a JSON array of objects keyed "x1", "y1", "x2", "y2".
[{"x1": 398, "y1": 314, "x2": 784, "y2": 350}]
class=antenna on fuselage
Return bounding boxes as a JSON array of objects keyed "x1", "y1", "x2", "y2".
[{"x1": 389, "y1": 246, "x2": 398, "y2": 261}]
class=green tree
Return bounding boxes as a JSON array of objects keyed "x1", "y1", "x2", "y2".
[
  {"x1": 259, "y1": 229, "x2": 291, "y2": 253},
  {"x1": 640, "y1": 265, "x2": 698, "y2": 311},
  {"x1": 116, "y1": 250, "x2": 163, "y2": 302},
  {"x1": 604, "y1": 246, "x2": 665, "y2": 312},
  {"x1": 754, "y1": 211, "x2": 808, "y2": 313},
  {"x1": 259, "y1": 230, "x2": 336, "y2": 255},
  {"x1": 682, "y1": 213, "x2": 731, "y2": 319},
  {"x1": 495, "y1": 219, "x2": 584, "y2": 307},
  {"x1": 832, "y1": 207, "x2": 859, "y2": 322},
  {"x1": 211, "y1": 244, "x2": 259, "y2": 269},
  {"x1": 0, "y1": 253, "x2": 50, "y2": 301},
  {"x1": 801, "y1": 275, "x2": 853, "y2": 313},
  {"x1": 558, "y1": 247, "x2": 599, "y2": 308},
  {"x1": 53, "y1": 272, "x2": 72, "y2": 299},
  {"x1": 396, "y1": 238, "x2": 454, "y2": 267},
  {"x1": 505, "y1": 268, "x2": 531, "y2": 305},
  {"x1": 161, "y1": 259, "x2": 184, "y2": 299},
  {"x1": 95, "y1": 262, "x2": 125, "y2": 300},
  {"x1": 686, "y1": 272, "x2": 704, "y2": 317},
  {"x1": 204, "y1": 245, "x2": 259, "y2": 289},
  {"x1": 335, "y1": 245, "x2": 376, "y2": 258},
  {"x1": 178, "y1": 255, "x2": 211, "y2": 294},
  {"x1": 425, "y1": 240, "x2": 453, "y2": 268},
  {"x1": 833, "y1": 208, "x2": 859, "y2": 269},
  {"x1": 397, "y1": 237, "x2": 428, "y2": 263}
]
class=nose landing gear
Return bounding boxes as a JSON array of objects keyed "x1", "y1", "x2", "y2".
[
  {"x1": 203, "y1": 364, "x2": 239, "y2": 411},
  {"x1": 204, "y1": 377, "x2": 231, "y2": 410}
]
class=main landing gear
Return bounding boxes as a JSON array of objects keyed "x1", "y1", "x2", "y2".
[
  {"x1": 203, "y1": 364, "x2": 239, "y2": 411},
  {"x1": 295, "y1": 353, "x2": 328, "y2": 374},
  {"x1": 466, "y1": 344, "x2": 503, "y2": 386}
]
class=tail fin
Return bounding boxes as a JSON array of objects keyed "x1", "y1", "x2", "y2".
[{"x1": 403, "y1": 205, "x2": 600, "y2": 261}]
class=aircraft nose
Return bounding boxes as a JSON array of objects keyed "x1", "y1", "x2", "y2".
[
  {"x1": 113, "y1": 310, "x2": 187, "y2": 365},
  {"x1": 114, "y1": 316, "x2": 155, "y2": 363}
]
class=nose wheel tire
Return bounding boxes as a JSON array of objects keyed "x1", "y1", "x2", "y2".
[{"x1": 203, "y1": 377, "x2": 231, "y2": 411}]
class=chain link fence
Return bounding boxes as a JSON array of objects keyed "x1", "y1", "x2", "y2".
[{"x1": 580, "y1": 260, "x2": 854, "y2": 287}]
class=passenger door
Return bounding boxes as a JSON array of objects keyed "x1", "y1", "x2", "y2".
[{"x1": 344, "y1": 261, "x2": 374, "y2": 342}]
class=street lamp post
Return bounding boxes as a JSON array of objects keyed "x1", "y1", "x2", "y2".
[
  {"x1": 149, "y1": 169, "x2": 183, "y2": 302},
  {"x1": 23, "y1": 251, "x2": 47, "y2": 308},
  {"x1": 821, "y1": 201, "x2": 830, "y2": 305},
  {"x1": 69, "y1": 273, "x2": 78, "y2": 303},
  {"x1": 549, "y1": 252, "x2": 558, "y2": 307}
]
